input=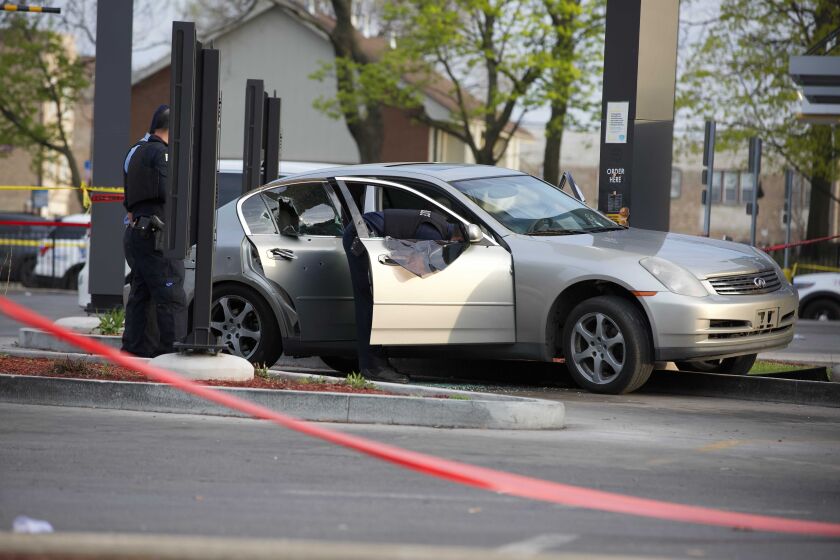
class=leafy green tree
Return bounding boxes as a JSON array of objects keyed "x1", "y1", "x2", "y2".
[
  {"x1": 384, "y1": 0, "x2": 551, "y2": 165},
  {"x1": 538, "y1": 0, "x2": 604, "y2": 185},
  {"x1": 0, "y1": 15, "x2": 89, "y2": 198},
  {"x1": 678, "y1": 0, "x2": 840, "y2": 240}
]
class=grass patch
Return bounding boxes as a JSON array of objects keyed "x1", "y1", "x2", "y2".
[
  {"x1": 97, "y1": 307, "x2": 125, "y2": 336},
  {"x1": 345, "y1": 372, "x2": 374, "y2": 390},
  {"x1": 50, "y1": 357, "x2": 100, "y2": 377},
  {"x1": 749, "y1": 360, "x2": 810, "y2": 375},
  {"x1": 253, "y1": 363, "x2": 270, "y2": 379},
  {"x1": 447, "y1": 394, "x2": 470, "y2": 400}
]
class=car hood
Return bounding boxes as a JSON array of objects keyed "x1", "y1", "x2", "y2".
[{"x1": 526, "y1": 228, "x2": 769, "y2": 279}]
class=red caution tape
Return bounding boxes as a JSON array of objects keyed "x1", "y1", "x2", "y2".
[
  {"x1": 763, "y1": 233, "x2": 840, "y2": 252},
  {"x1": 2, "y1": 294, "x2": 839, "y2": 538}
]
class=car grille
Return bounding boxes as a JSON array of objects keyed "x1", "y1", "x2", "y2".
[{"x1": 708, "y1": 269, "x2": 781, "y2": 295}]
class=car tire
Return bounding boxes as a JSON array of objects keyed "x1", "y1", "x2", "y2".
[
  {"x1": 320, "y1": 356, "x2": 358, "y2": 373},
  {"x1": 18, "y1": 256, "x2": 37, "y2": 287},
  {"x1": 210, "y1": 284, "x2": 282, "y2": 366},
  {"x1": 62, "y1": 264, "x2": 83, "y2": 290},
  {"x1": 562, "y1": 296, "x2": 654, "y2": 394},
  {"x1": 801, "y1": 298, "x2": 840, "y2": 321},
  {"x1": 675, "y1": 353, "x2": 757, "y2": 375}
]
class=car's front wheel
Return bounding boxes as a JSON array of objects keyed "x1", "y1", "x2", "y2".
[
  {"x1": 562, "y1": 296, "x2": 654, "y2": 394},
  {"x1": 210, "y1": 284, "x2": 282, "y2": 366},
  {"x1": 675, "y1": 353, "x2": 756, "y2": 375}
]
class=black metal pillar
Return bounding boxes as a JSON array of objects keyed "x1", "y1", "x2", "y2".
[
  {"x1": 88, "y1": 0, "x2": 132, "y2": 311},
  {"x1": 165, "y1": 21, "x2": 223, "y2": 353},
  {"x1": 597, "y1": 0, "x2": 679, "y2": 231},
  {"x1": 262, "y1": 96, "x2": 282, "y2": 184},
  {"x1": 242, "y1": 79, "x2": 264, "y2": 194}
]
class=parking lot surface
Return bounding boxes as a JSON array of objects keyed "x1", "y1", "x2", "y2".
[{"x1": 2, "y1": 392, "x2": 838, "y2": 559}]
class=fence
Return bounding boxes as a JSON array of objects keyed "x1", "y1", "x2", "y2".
[{"x1": 0, "y1": 219, "x2": 90, "y2": 289}]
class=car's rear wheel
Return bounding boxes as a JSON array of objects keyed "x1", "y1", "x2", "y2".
[
  {"x1": 62, "y1": 264, "x2": 83, "y2": 290},
  {"x1": 320, "y1": 356, "x2": 358, "y2": 373},
  {"x1": 675, "y1": 353, "x2": 757, "y2": 375},
  {"x1": 562, "y1": 296, "x2": 654, "y2": 394},
  {"x1": 18, "y1": 256, "x2": 37, "y2": 287},
  {"x1": 801, "y1": 298, "x2": 840, "y2": 321},
  {"x1": 210, "y1": 284, "x2": 282, "y2": 366}
]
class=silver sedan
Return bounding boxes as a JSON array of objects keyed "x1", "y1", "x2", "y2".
[{"x1": 197, "y1": 163, "x2": 796, "y2": 394}]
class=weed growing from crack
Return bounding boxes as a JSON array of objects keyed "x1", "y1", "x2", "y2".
[{"x1": 345, "y1": 372, "x2": 374, "y2": 390}]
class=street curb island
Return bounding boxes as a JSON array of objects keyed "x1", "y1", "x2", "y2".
[{"x1": 0, "y1": 373, "x2": 566, "y2": 430}]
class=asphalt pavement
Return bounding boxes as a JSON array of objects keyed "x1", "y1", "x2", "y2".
[
  {"x1": 0, "y1": 286, "x2": 81, "y2": 337},
  {"x1": 2, "y1": 394, "x2": 839, "y2": 559}
]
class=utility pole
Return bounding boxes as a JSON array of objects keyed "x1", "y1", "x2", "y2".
[
  {"x1": 783, "y1": 168, "x2": 794, "y2": 270},
  {"x1": 747, "y1": 137, "x2": 762, "y2": 247},
  {"x1": 701, "y1": 120, "x2": 715, "y2": 237}
]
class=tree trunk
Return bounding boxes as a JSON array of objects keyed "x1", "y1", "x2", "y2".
[
  {"x1": 542, "y1": 100, "x2": 568, "y2": 185},
  {"x1": 62, "y1": 146, "x2": 85, "y2": 207}
]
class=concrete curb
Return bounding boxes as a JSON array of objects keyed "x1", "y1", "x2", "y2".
[
  {"x1": 19, "y1": 327, "x2": 120, "y2": 353},
  {"x1": 643, "y1": 370, "x2": 840, "y2": 408},
  {"x1": 0, "y1": 532, "x2": 649, "y2": 560},
  {"x1": 0, "y1": 374, "x2": 565, "y2": 430}
]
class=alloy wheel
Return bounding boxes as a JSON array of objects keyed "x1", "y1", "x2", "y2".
[
  {"x1": 210, "y1": 295, "x2": 262, "y2": 360},
  {"x1": 571, "y1": 312, "x2": 626, "y2": 385}
]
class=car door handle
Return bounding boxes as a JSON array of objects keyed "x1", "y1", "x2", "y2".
[
  {"x1": 269, "y1": 248, "x2": 297, "y2": 260},
  {"x1": 377, "y1": 254, "x2": 399, "y2": 266}
]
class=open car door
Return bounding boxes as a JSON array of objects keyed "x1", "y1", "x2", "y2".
[{"x1": 336, "y1": 177, "x2": 515, "y2": 346}]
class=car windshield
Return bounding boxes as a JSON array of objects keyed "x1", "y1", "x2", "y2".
[{"x1": 451, "y1": 175, "x2": 620, "y2": 234}]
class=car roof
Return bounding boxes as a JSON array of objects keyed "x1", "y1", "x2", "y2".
[
  {"x1": 285, "y1": 162, "x2": 527, "y2": 183},
  {"x1": 218, "y1": 159, "x2": 338, "y2": 175}
]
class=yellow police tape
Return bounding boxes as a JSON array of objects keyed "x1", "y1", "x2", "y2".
[
  {"x1": 0, "y1": 184, "x2": 123, "y2": 209},
  {"x1": 791, "y1": 262, "x2": 840, "y2": 277},
  {"x1": 0, "y1": 238, "x2": 86, "y2": 248}
]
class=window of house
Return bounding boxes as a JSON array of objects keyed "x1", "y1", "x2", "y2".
[
  {"x1": 723, "y1": 171, "x2": 739, "y2": 204},
  {"x1": 670, "y1": 168, "x2": 682, "y2": 198},
  {"x1": 740, "y1": 172, "x2": 754, "y2": 203},
  {"x1": 711, "y1": 171, "x2": 722, "y2": 203}
]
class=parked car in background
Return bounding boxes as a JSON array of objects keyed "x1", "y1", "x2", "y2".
[
  {"x1": 191, "y1": 162, "x2": 797, "y2": 394},
  {"x1": 0, "y1": 212, "x2": 51, "y2": 284},
  {"x1": 27, "y1": 213, "x2": 90, "y2": 290},
  {"x1": 793, "y1": 272, "x2": 840, "y2": 320}
]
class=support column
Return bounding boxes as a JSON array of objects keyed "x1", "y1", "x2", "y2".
[
  {"x1": 597, "y1": 0, "x2": 680, "y2": 231},
  {"x1": 88, "y1": 0, "x2": 132, "y2": 311}
]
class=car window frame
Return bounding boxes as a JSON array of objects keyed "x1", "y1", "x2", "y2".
[
  {"x1": 333, "y1": 176, "x2": 498, "y2": 246},
  {"x1": 236, "y1": 179, "x2": 343, "y2": 238}
]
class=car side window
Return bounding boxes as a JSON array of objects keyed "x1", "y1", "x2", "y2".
[
  {"x1": 262, "y1": 182, "x2": 343, "y2": 236},
  {"x1": 376, "y1": 185, "x2": 461, "y2": 228},
  {"x1": 240, "y1": 194, "x2": 277, "y2": 234}
]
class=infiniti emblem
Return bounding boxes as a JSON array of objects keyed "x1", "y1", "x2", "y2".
[{"x1": 753, "y1": 277, "x2": 767, "y2": 289}]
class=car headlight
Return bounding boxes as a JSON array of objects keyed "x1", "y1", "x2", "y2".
[
  {"x1": 750, "y1": 246, "x2": 790, "y2": 286},
  {"x1": 640, "y1": 257, "x2": 708, "y2": 297},
  {"x1": 792, "y1": 281, "x2": 815, "y2": 290}
]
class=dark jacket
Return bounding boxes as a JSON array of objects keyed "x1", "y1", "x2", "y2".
[{"x1": 124, "y1": 134, "x2": 168, "y2": 219}]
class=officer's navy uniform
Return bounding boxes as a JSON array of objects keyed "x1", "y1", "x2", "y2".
[
  {"x1": 121, "y1": 117, "x2": 186, "y2": 357},
  {"x1": 342, "y1": 209, "x2": 457, "y2": 380}
]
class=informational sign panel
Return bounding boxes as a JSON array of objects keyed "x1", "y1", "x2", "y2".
[{"x1": 605, "y1": 102, "x2": 629, "y2": 144}]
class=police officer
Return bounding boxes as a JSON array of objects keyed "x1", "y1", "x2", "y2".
[
  {"x1": 121, "y1": 105, "x2": 186, "y2": 357},
  {"x1": 342, "y1": 208, "x2": 464, "y2": 383}
]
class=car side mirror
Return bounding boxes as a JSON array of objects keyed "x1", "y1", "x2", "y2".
[
  {"x1": 281, "y1": 225, "x2": 300, "y2": 237},
  {"x1": 466, "y1": 224, "x2": 483, "y2": 243}
]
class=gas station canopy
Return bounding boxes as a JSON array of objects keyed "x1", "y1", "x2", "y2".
[{"x1": 789, "y1": 55, "x2": 840, "y2": 123}]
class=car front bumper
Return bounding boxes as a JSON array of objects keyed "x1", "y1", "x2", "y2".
[{"x1": 643, "y1": 284, "x2": 798, "y2": 361}]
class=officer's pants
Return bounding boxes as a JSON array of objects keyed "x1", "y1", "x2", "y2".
[{"x1": 121, "y1": 226, "x2": 187, "y2": 357}]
